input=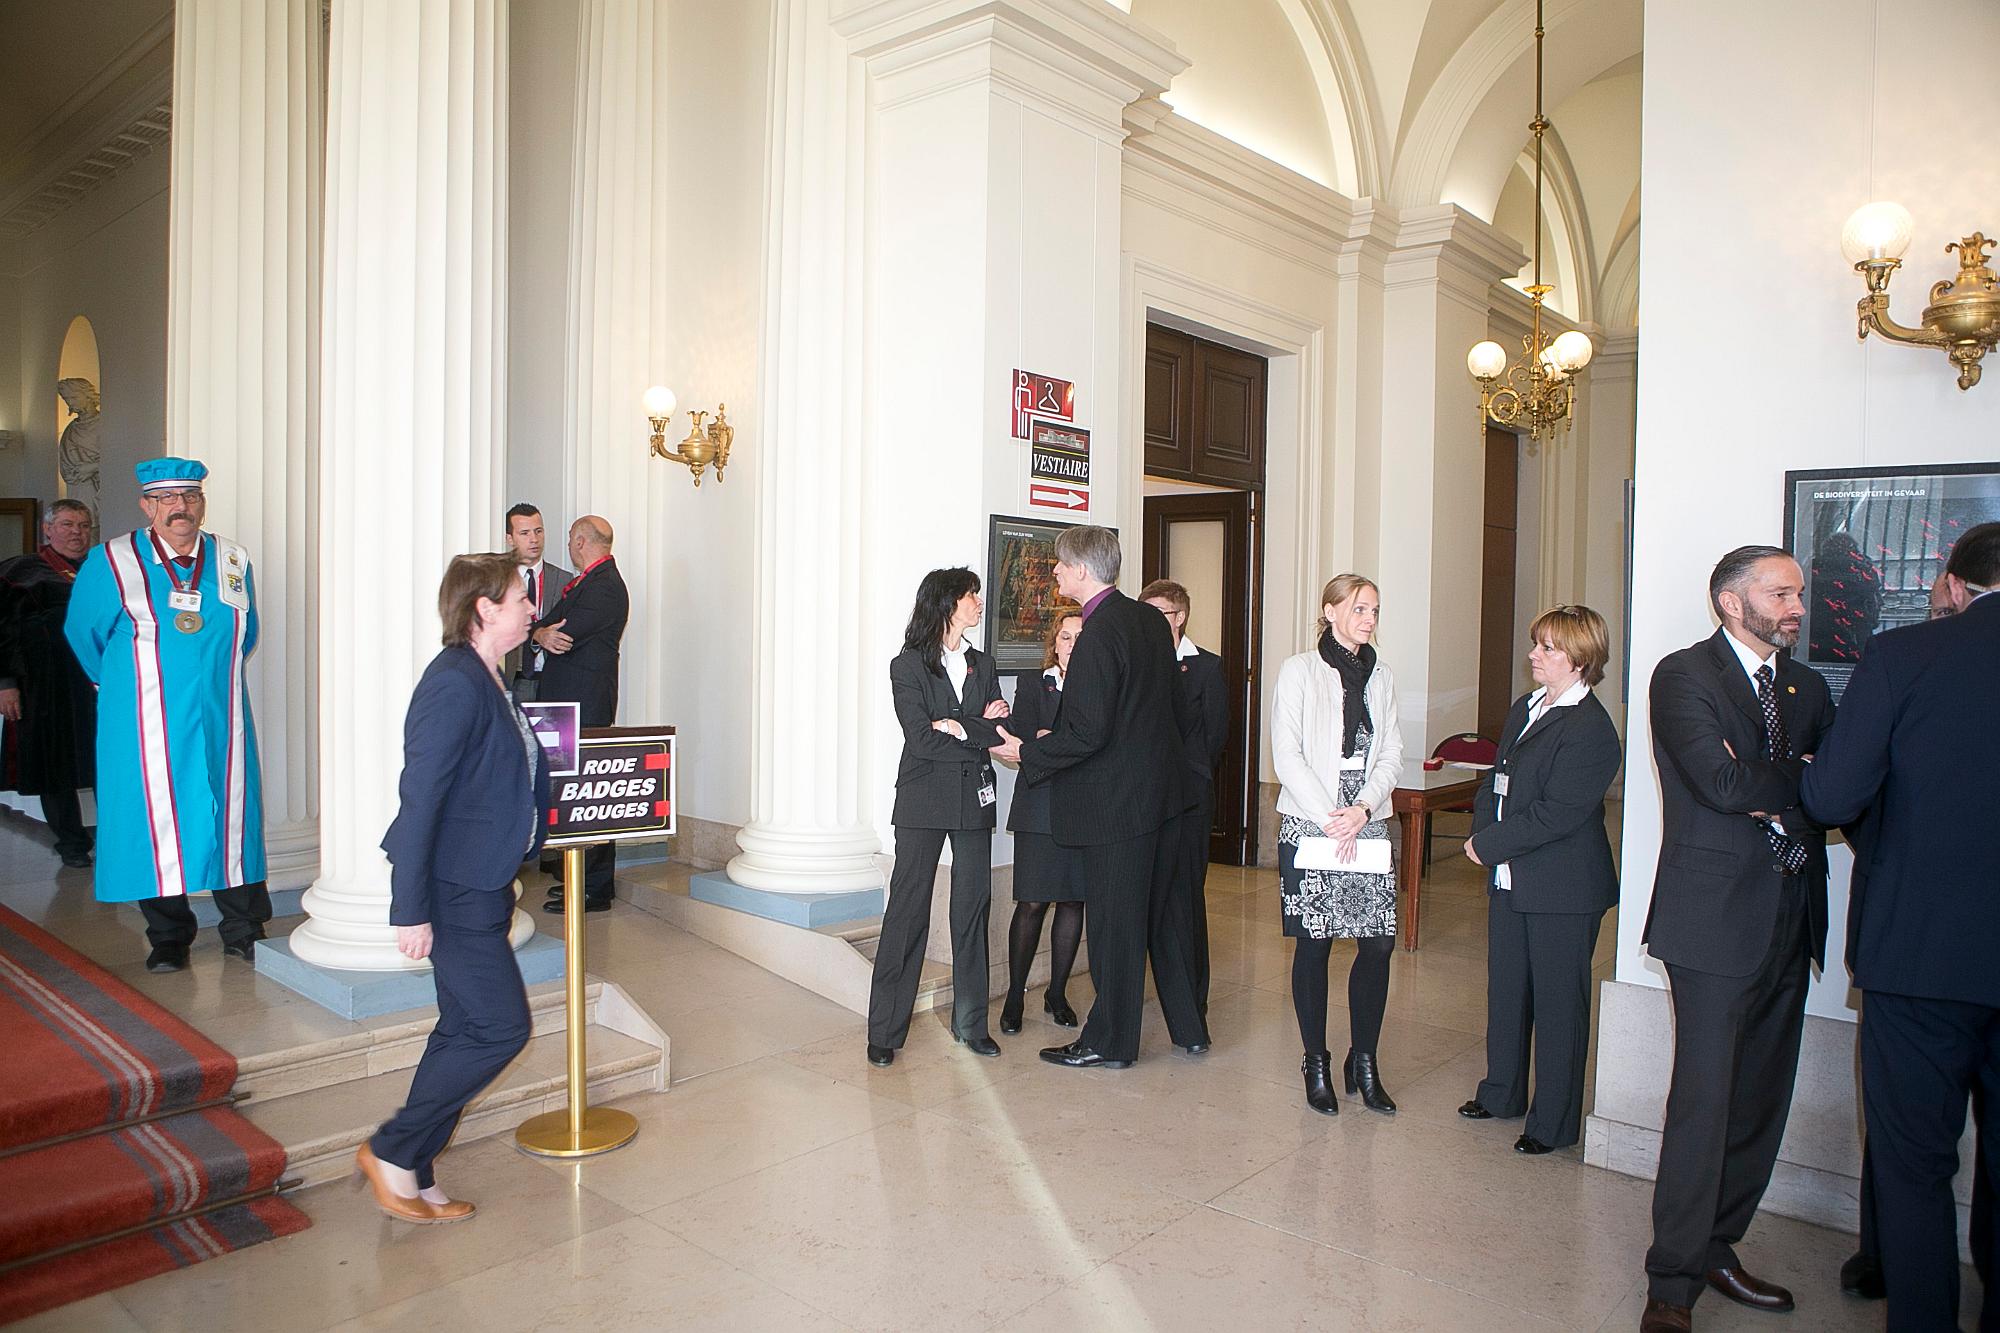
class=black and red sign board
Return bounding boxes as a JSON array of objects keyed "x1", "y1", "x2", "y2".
[
  {"x1": 544, "y1": 727, "x2": 677, "y2": 849},
  {"x1": 1029, "y1": 420, "x2": 1089, "y2": 485},
  {"x1": 1012, "y1": 369, "x2": 1074, "y2": 438}
]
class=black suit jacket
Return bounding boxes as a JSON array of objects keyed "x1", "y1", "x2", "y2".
[
  {"x1": 1641, "y1": 629, "x2": 1835, "y2": 977},
  {"x1": 1020, "y1": 589, "x2": 1193, "y2": 847},
  {"x1": 1801, "y1": 593, "x2": 2000, "y2": 1006},
  {"x1": 1005, "y1": 670, "x2": 1063, "y2": 835},
  {"x1": 888, "y1": 646, "x2": 1002, "y2": 831},
  {"x1": 534, "y1": 558, "x2": 628, "y2": 726},
  {"x1": 1176, "y1": 646, "x2": 1230, "y2": 782},
  {"x1": 381, "y1": 646, "x2": 552, "y2": 926},
  {"x1": 1468, "y1": 689, "x2": 1623, "y2": 914}
]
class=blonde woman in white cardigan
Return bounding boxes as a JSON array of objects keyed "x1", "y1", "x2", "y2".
[{"x1": 1271, "y1": 573, "x2": 1405, "y2": 1117}]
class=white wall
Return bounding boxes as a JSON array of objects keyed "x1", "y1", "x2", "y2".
[{"x1": 1618, "y1": 0, "x2": 2000, "y2": 1020}]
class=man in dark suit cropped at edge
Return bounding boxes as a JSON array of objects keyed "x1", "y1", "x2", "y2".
[
  {"x1": 1801, "y1": 522, "x2": 2000, "y2": 1332},
  {"x1": 1141, "y1": 578, "x2": 1229, "y2": 1015},
  {"x1": 1638, "y1": 545, "x2": 1836, "y2": 1333},
  {"x1": 529, "y1": 515, "x2": 628, "y2": 913},
  {"x1": 501, "y1": 503, "x2": 572, "y2": 696},
  {"x1": 991, "y1": 526, "x2": 1208, "y2": 1068}
]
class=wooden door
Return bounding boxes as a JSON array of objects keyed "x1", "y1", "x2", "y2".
[
  {"x1": 1144, "y1": 326, "x2": 1267, "y2": 488},
  {"x1": 1143, "y1": 491, "x2": 1261, "y2": 866}
]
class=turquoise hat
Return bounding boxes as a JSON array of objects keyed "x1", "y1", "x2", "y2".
[{"x1": 135, "y1": 457, "x2": 209, "y2": 495}]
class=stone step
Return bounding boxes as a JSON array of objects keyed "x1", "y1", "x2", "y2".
[{"x1": 247, "y1": 1025, "x2": 665, "y2": 1189}]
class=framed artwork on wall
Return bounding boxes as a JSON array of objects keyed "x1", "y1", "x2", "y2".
[
  {"x1": 1783, "y1": 461, "x2": 2000, "y2": 700},
  {"x1": 985, "y1": 513, "x2": 1101, "y2": 674}
]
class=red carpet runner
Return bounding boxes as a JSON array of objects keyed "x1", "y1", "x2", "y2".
[{"x1": 0, "y1": 904, "x2": 310, "y2": 1322}]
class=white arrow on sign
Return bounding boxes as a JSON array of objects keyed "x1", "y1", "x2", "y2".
[{"x1": 1029, "y1": 483, "x2": 1090, "y2": 511}]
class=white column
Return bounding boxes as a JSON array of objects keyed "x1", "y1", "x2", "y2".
[
  {"x1": 723, "y1": 0, "x2": 881, "y2": 893},
  {"x1": 290, "y1": 0, "x2": 521, "y2": 970},
  {"x1": 164, "y1": 0, "x2": 321, "y2": 889}
]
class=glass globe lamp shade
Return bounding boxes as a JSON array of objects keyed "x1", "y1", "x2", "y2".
[
  {"x1": 642, "y1": 384, "x2": 678, "y2": 418},
  {"x1": 1550, "y1": 329, "x2": 1594, "y2": 372},
  {"x1": 1840, "y1": 202, "x2": 1915, "y2": 264},
  {"x1": 1466, "y1": 340, "x2": 1508, "y2": 382}
]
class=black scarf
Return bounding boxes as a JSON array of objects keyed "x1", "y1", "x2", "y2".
[{"x1": 1318, "y1": 629, "x2": 1376, "y2": 758}]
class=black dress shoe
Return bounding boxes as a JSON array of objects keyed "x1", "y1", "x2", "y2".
[
  {"x1": 1344, "y1": 1049, "x2": 1397, "y2": 1115},
  {"x1": 221, "y1": 939, "x2": 258, "y2": 962},
  {"x1": 1458, "y1": 1099, "x2": 1494, "y2": 1119},
  {"x1": 1039, "y1": 1041, "x2": 1130, "y2": 1069},
  {"x1": 1638, "y1": 1297, "x2": 1692, "y2": 1333},
  {"x1": 145, "y1": 944, "x2": 190, "y2": 973},
  {"x1": 1178, "y1": 1041, "x2": 1210, "y2": 1055},
  {"x1": 1705, "y1": 1264, "x2": 1795, "y2": 1312},
  {"x1": 59, "y1": 850, "x2": 93, "y2": 869},
  {"x1": 1512, "y1": 1134, "x2": 1553, "y2": 1155},
  {"x1": 998, "y1": 998, "x2": 1024, "y2": 1035},
  {"x1": 866, "y1": 1044, "x2": 895, "y2": 1067},
  {"x1": 584, "y1": 898, "x2": 612, "y2": 913},
  {"x1": 1043, "y1": 995, "x2": 1078, "y2": 1028},
  {"x1": 1838, "y1": 1250, "x2": 1885, "y2": 1299},
  {"x1": 955, "y1": 1034, "x2": 1002, "y2": 1058},
  {"x1": 1301, "y1": 1051, "x2": 1338, "y2": 1116}
]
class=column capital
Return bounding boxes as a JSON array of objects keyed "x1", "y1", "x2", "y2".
[{"x1": 1383, "y1": 203, "x2": 1527, "y2": 313}]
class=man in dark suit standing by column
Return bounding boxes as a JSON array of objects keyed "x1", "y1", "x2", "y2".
[
  {"x1": 501, "y1": 503, "x2": 572, "y2": 696},
  {"x1": 1802, "y1": 522, "x2": 2000, "y2": 1331},
  {"x1": 993, "y1": 526, "x2": 1208, "y2": 1068},
  {"x1": 530, "y1": 515, "x2": 628, "y2": 912},
  {"x1": 1141, "y1": 578, "x2": 1229, "y2": 1015},
  {"x1": 1639, "y1": 545, "x2": 1835, "y2": 1333}
]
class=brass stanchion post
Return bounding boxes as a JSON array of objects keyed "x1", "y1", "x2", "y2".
[{"x1": 515, "y1": 844, "x2": 639, "y2": 1157}]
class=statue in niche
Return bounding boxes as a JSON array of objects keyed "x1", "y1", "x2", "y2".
[{"x1": 55, "y1": 377, "x2": 101, "y2": 529}]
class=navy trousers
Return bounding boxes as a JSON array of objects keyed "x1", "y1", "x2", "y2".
[{"x1": 371, "y1": 879, "x2": 531, "y2": 1189}]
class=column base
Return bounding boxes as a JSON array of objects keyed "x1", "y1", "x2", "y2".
[
  {"x1": 726, "y1": 822, "x2": 884, "y2": 894},
  {"x1": 257, "y1": 929, "x2": 564, "y2": 1020},
  {"x1": 689, "y1": 870, "x2": 883, "y2": 928}
]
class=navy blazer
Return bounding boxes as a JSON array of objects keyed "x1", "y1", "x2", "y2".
[
  {"x1": 535, "y1": 558, "x2": 628, "y2": 726},
  {"x1": 382, "y1": 645, "x2": 552, "y2": 926},
  {"x1": 1177, "y1": 646, "x2": 1230, "y2": 781},
  {"x1": 1801, "y1": 593, "x2": 2000, "y2": 1006},
  {"x1": 1641, "y1": 629, "x2": 1835, "y2": 977},
  {"x1": 1468, "y1": 689, "x2": 1623, "y2": 914}
]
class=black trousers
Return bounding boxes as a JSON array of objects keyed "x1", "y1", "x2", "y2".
[
  {"x1": 1174, "y1": 788, "x2": 1214, "y2": 1012},
  {"x1": 138, "y1": 882, "x2": 272, "y2": 949},
  {"x1": 1860, "y1": 989, "x2": 2000, "y2": 1332},
  {"x1": 867, "y1": 826, "x2": 991, "y2": 1047},
  {"x1": 1076, "y1": 825, "x2": 1207, "y2": 1063},
  {"x1": 1645, "y1": 879, "x2": 1810, "y2": 1308},
  {"x1": 1476, "y1": 895, "x2": 1603, "y2": 1148},
  {"x1": 1855, "y1": 1068, "x2": 1992, "y2": 1291},
  {"x1": 40, "y1": 789, "x2": 91, "y2": 859},
  {"x1": 372, "y1": 879, "x2": 531, "y2": 1189}
]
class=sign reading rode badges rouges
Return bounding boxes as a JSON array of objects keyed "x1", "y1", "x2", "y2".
[{"x1": 542, "y1": 726, "x2": 676, "y2": 849}]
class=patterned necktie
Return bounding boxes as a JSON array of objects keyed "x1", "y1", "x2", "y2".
[{"x1": 1754, "y1": 665, "x2": 1809, "y2": 873}]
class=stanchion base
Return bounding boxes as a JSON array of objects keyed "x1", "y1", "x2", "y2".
[{"x1": 514, "y1": 1107, "x2": 640, "y2": 1158}]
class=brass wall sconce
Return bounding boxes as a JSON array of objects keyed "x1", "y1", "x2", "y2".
[
  {"x1": 644, "y1": 384, "x2": 734, "y2": 487},
  {"x1": 1841, "y1": 202, "x2": 2000, "y2": 390}
]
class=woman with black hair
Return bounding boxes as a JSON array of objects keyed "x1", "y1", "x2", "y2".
[{"x1": 865, "y1": 567, "x2": 1012, "y2": 1066}]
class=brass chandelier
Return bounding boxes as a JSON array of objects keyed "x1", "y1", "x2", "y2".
[{"x1": 1466, "y1": 0, "x2": 1593, "y2": 444}]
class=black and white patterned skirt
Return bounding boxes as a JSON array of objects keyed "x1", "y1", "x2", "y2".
[{"x1": 1279, "y1": 767, "x2": 1396, "y2": 941}]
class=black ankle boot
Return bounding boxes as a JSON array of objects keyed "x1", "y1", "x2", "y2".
[
  {"x1": 1301, "y1": 1051, "x2": 1338, "y2": 1116},
  {"x1": 999, "y1": 995, "x2": 1024, "y2": 1035},
  {"x1": 1344, "y1": 1049, "x2": 1397, "y2": 1115}
]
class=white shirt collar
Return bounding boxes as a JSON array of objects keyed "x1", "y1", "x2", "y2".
[
  {"x1": 1722, "y1": 628, "x2": 1779, "y2": 683},
  {"x1": 1043, "y1": 665, "x2": 1064, "y2": 689},
  {"x1": 1528, "y1": 678, "x2": 1590, "y2": 714},
  {"x1": 1175, "y1": 635, "x2": 1199, "y2": 661}
]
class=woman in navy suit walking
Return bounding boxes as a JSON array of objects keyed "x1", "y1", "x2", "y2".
[{"x1": 356, "y1": 553, "x2": 551, "y2": 1223}]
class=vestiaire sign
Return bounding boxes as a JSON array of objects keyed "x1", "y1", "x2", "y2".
[{"x1": 1029, "y1": 420, "x2": 1090, "y2": 486}]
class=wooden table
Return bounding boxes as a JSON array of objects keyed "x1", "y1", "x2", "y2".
[{"x1": 1390, "y1": 766, "x2": 1484, "y2": 951}]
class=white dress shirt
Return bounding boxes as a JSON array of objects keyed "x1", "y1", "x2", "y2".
[{"x1": 1494, "y1": 678, "x2": 1590, "y2": 890}]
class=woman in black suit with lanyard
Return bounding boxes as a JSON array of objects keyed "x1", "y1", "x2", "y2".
[
  {"x1": 356, "y1": 553, "x2": 551, "y2": 1222},
  {"x1": 998, "y1": 608, "x2": 1085, "y2": 1033},
  {"x1": 866, "y1": 567, "x2": 1010, "y2": 1066},
  {"x1": 1459, "y1": 604, "x2": 1623, "y2": 1155}
]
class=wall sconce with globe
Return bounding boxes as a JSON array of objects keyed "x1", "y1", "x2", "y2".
[{"x1": 645, "y1": 385, "x2": 734, "y2": 487}]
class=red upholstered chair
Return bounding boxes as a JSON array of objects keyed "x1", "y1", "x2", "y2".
[{"x1": 1424, "y1": 732, "x2": 1498, "y2": 866}]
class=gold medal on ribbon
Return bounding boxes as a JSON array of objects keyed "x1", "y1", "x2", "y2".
[{"x1": 175, "y1": 611, "x2": 203, "y2": 634}]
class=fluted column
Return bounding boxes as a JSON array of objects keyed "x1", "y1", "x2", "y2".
[
  {"x1": 165, "y1": 0, "x2": 321, "y2": 889},
  {"x1": 290, "y1": 0, "x2": 523, "y2": 970}
]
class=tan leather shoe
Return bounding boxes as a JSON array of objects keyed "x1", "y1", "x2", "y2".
[
  {"x1": 425, "y1": 1197, "x2": 477, "y2": 1222},
  {"x1": 1639, "y1": 1297, "x2": 1692, "y2": 1332},
  {"x1": 355, "y1": 1144, "x2": 443, "y2": 1224}
]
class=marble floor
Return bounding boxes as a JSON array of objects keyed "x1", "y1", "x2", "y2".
[{"x1": 1, "y1": 804, "x2": 1952, "y2": 1332}]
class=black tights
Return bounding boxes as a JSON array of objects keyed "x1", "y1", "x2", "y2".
[
  {"x1": 1291, "y1": 934, "x2": 1393, "y2": 1055},
  {"x1": 1004, "y1": 900, "x2": 1084, "y2": 1010}
]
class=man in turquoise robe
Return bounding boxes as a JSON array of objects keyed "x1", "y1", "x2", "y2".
[{"x1": 65, "y1": 457, "x2": 269, "y2": 972}]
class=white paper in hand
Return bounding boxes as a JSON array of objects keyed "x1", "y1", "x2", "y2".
[{"x1": 1294, "y1": 837, "x2": 1392, "y2": 874}]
